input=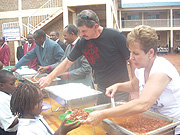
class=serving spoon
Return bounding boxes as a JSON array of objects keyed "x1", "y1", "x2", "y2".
[{"x1": 111, "y1": 97, "x2": 115, "y2": 108}]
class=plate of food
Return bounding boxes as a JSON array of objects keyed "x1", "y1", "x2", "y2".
[{"x1": 59, "y1": 108, "x2": 93, "y2": 123}]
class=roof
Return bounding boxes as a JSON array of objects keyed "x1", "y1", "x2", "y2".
[{"x1": 122, "y1": 2, "x2": 180, "y2": 8}]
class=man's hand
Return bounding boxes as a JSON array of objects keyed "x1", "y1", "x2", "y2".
[
  {"x1": 39, "y1": 76, "x2": 52, "y2": 89},
  {"x1": 38, "y1": 66, "x2": 49, "y2": 73},
  {"x1": 11, "y1": 66, "x2": 17, "y2": 72},
  {"x1": 55, "y1": 118, "x2": 81, "y2": 135}
]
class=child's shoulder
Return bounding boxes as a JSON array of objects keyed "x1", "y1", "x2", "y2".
[{"x1": 0, "y1": 91, "x2": 11, "y2": 103}]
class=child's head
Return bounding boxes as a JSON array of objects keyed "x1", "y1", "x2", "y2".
[
  {"x1": 0, "y1": 70, "x2": 16, "y2": 94},
  {"x1": 10, "y1": 83, "x2": 43, "y2": 118}
]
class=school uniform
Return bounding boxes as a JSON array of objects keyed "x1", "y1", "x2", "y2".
[
  {"x1": 0, "y1": 43, "x2": 10, "y2": 66},
  {"x1": 17, "y1": 115, "x2": 54, "y2": 135},
  {"x1": 0, "y1": 91, "x2": 18, "y2": 134}
]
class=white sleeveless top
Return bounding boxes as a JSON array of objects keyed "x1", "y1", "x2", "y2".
[{"x1": 135, "y1": 57, "x2": 180, "y2": 134}]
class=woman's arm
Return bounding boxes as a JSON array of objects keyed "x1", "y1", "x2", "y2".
[
  {"x1": 106, "y1": 76, "x2": 139, "y2": 98},
  {"x1": 84, "y1": 72, "x2": 171, "y2": 126}
]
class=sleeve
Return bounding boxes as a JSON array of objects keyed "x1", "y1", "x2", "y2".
[
  {"x1": 150, "y1": 58, "x2": 179, "y2": 80},
  {"x1": 58, "y1": 41, "x2": 67, "y2": 51},
  {"x1": 15, "y1": 47, "x2": 37, "y2": 69},
  {"x1": 3, "y1": 45, "x2": 10, "y2": 66},
  {"x1": 116, "y1": 32, "x2": 130, "y2": 60},
  {"x1": 50, "y1": 46, "x2": 68, "y2": 70},
  {"x1": 50, "y1": 62, "x2": 60, "y2": 70},
  {"x1": 16, "y1": 47, "x2": 20, "y2": 61},
  {"x1": 0, "y1": 99, "x2": 17, "y2": 131},
  {"x1": 49, "y1": 44, "x2": 64, "y2": 67},
  {"x1": 68, "y1": 56, "x2": 92, "y2": 80},
  {"x1": 67, "y1": 39, "x2": 83, "y2": 62}
]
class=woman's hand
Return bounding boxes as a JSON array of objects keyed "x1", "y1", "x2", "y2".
[
  {"x1": 83, "y1": 111, "x2": 105, "y2": 126},
  {"x1": 106, "y1": 83, "x2": 119, "y2": 98}
]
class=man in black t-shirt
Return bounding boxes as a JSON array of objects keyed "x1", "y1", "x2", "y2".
[{"x1": 39, "y1": 9, "x2": 134, "y2": 105}]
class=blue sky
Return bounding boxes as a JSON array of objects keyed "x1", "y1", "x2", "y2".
[{"x1": 122, "y1": 0, "x2": 180, "y2": 4}]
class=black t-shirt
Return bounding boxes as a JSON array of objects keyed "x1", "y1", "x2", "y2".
[{"x1": 68, "y1": 27, "x2": 130, "y2": 89}]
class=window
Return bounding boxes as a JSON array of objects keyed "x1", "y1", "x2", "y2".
[
  {"x1": 128, "y1": 15, "x2": 139, "y2": 20},
  {"x1": 158, "y1": 35, "x2": 161, "y2": 40},
  {"x1": 148, "y1": 14, "x2": 160, "y2": 19},
  {"x1": 177, "y1": 14, "x2": 180, "y2": 18},
  {"x1": 176, "y1": 34, "x2": 180, "y2": 41}
]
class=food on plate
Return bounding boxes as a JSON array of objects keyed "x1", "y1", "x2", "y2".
[
  {"x1": 66, "y1": 108, "x2": 89, "y2": 121},
  {"x1": 28, "y1": 77, "x2": 41, "y2": 83},
  {"x1": 109, "y1": 113, "x2": 170, "y2": 133}
]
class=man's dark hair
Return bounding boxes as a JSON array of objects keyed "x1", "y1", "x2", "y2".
[
  {"x1": 10, "y1": 83, "x2": 40, "y2": 117},
  {"x1": 27, "y1": 33, "x2": 33, "y2": 37},
  {"x1": 65, "y1": 24, "x2": 79, "y2": 36},
  {"x1": 0, "y1": 70, "x2": 14, "y2": 83},
  {"x1": 34, "y1": 29, "x2": 46, "y2": 38},
  {"x1": 51, "y1": 31, "x2": 59, "y2": 37}
]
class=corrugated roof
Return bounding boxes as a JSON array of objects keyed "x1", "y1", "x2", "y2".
[{"x1": 122, "y1": 2, "x2": 180, "y2": 8}]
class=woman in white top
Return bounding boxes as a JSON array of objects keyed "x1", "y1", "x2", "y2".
[{"x1": 84, "y1": 25, "x2": 180, "y2": 134}]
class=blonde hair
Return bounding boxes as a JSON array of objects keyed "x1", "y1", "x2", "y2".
[{"x1": 127, "y1": 25, "x2": 158, "y2": 55}]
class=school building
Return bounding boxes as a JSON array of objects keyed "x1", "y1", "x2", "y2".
[{"x1": 0, "y1": 0, "x2": 180, "y2": 65}]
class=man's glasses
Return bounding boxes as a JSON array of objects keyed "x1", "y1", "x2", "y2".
[{"x1": 77, "y1": 14, "x2": 97, "y2": 23}]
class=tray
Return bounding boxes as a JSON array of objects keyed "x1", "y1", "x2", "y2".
[
  {"x1": 14, "y1": 67, "x2": 37, "y2": 80},
  {"x1": 23, "y1": 73, "x2": 60, "y2": 87},
  {"x1": 87, "y1": 102, "x2": 180, "y2": 135},
  {"x1": 45, "y1": 83, "x2": 102, "y2": 110}
]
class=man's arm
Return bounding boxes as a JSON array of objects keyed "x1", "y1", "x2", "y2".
[
  {"x1": 13, "y1": 48, "x2": 37, "y2": 69},
  {"x1": 39, "y1": 57, "x2": 74, "y2": 88}
]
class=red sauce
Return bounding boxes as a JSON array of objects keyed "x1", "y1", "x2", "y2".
[
  {"x1": 109, "y1": 113, "x2": 170, "y2": 133},
  {"x1": 67, "y1": 108, "x2": 89, "y2": 121}
]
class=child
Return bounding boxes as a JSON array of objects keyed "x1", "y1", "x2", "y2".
[
  {"x1": 10, "y1": 83, "x2": 81, "y2": 135},
  {"x1": 0, "y1": 70, "x2": 18, "y2": 135}
]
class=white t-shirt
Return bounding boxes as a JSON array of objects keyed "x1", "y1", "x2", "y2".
[
  {"x1": 17, "y1": 115, "x2": 54, "y2": 135},
  {"x1": 0, "y1": 91, "x2": 18, "y2": 132},
  {"x1": 135, "y1": 57, "x2": 180, "y2": 134}
]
